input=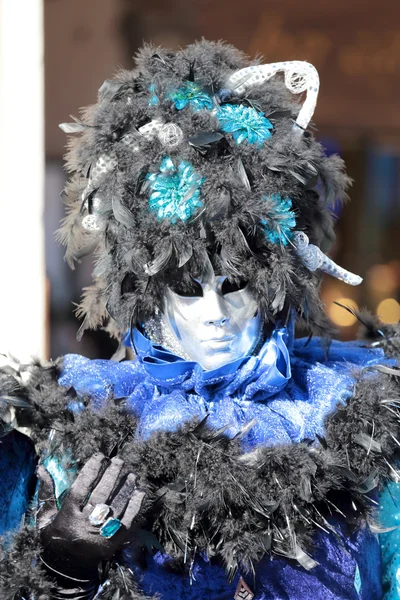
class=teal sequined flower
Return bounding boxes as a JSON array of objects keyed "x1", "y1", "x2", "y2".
[
  {"x1": 216, "y1": 104, "x2": 273, "y2": 146},
  {"x1": 261, "y1": 195, "x2": 296, "y2": 245},
  {"x1": 147, "y1": 157, "x2": 205, "y2": 223},
  {"x1": 168, "y1": 82, "x2": 213, "y2": 111}
]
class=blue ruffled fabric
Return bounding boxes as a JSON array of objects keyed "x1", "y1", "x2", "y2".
[
  {"x1": 57, "y1": 330, "x2": 389, "y2": 599},
  {"x1": 60, "y1": 328, "x2": 385, "y2": 449}
]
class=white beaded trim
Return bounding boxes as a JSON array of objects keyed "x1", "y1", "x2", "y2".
[
  {"x1": 82, "y1": 214, "x2": 100, "y2": 231},
  {"x1": 226, "y1": 61, "x2": 320, "y2": 131},
  {"x1": 138, "y1": 118, "x2": 164, "y2": 139}
]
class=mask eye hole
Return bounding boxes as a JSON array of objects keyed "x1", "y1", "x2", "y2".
[
  {"x1": 169, "y1": 278, "x2": 203, "y2": 297},
  {"x1": 221, "y1": 279, "x2": 248, "y2": 295}
]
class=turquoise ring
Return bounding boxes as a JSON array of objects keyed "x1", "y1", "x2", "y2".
[{"x1": 100, "y1": 517, "x2": 122, "y2": 539}]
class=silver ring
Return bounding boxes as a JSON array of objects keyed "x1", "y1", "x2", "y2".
[{"x1": 88, "y1": 503, "x2": 111, "y2": 526}]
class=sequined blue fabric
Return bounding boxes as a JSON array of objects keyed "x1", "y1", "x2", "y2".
[
  {"x1": 250, "y1": 522, "x2": 381, "y2": 600},
  {"x1": 0, "y1": 430, "x2": 36, "y2": 537},
  {"x1": 379, "y1": 481, "x2": 400, "y2": 599},
  {"x1": 56, "y1": 331, "x2": 390, "y2": 599}
]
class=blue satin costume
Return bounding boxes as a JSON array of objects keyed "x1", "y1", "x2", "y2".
[{"x1": 1, "y1": 325, "x2": 400, "y2": 599}]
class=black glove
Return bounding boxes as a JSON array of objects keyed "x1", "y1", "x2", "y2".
[{"x1": 37, "y1": 453, "x2": 145, "y2": 596}]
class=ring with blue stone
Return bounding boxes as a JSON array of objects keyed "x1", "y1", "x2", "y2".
[{"x1": 100, "y1": 517, "x2": 122, "y2": 539}]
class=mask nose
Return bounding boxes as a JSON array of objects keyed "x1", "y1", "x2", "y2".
[
  {"x1": 207, "y1": 316, "x2": 230, "y2": 327},
  {"x1": 203, "y1": 290, "x2": 230, "y2": 327}
]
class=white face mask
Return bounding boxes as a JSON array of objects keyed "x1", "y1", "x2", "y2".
[{"x1": 159, "y1": 267, "x2": 262, "y2": 371}]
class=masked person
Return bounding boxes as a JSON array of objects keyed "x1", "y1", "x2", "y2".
[{"x1": 1, "y1": 40, "x2": 400, "y2": 600}]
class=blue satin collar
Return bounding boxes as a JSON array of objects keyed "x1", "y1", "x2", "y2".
[{"x1": 129, "y1": 324, "x2": 292, "y2": 402}]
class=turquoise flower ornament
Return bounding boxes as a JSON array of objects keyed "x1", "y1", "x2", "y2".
[
  {"x1": 169, "y1": 81, "x2": 213, "y2": 111},
  {"x1": 216, "y1": 104, "x2": 273, "y2": 146},
  {"x1": 261, "y1": 194, "x2": 296, "y2": 245},
  {"x1": 147, "y1": 157, "x2": 205, "y2": 223}
]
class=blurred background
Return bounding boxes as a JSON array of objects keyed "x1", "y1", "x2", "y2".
[{"x1": 3, "y1": 0, "x2": 400, "y2": 359}]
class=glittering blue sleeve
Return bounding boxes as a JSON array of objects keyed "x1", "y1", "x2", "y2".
[
  {"x1": 379, "y1": 481, "x2": 400, "y2": 599},
  {"x1": 0, "y1": 430, "x2": 37, "y2": 537}
]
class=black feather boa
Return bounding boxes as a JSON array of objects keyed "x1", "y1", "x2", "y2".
[
  {"x1": 0, "y1": 324, "x2": 399, "y2": 597},
  {"x1": 0, "y1": 526, "x2": 154, "y2": 599}
]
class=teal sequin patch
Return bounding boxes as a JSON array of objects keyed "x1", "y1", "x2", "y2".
[
  {"x1": 354, "y1": 564, "x2": 362, "y2": 594},
  {"x1": 147, "y1": 157, "x2": 205, "y2": 223},
  {"x1": 168, "y1": 81, "x2": 212, "y2": 111},
  {"x1": 148, "y1": 84, "x2": 159, "y2": 107},
  {"x1": 260, "y1": 194, "x2": 296, "y2": 245},
  {"x1": 216, "y1": 103, "x2": 273, "y2": 147},
  {"x1": 42, "y1": 450, "x2": 77, "y2": 507}
]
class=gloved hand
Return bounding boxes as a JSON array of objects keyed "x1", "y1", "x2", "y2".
[{"x1": 37, "y1": 453, "x2": 145, "y2": 583}]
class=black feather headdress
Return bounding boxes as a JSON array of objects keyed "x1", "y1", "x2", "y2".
[{"x1": 58, "y1": 40, "x2": 354, "y2": 338}]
